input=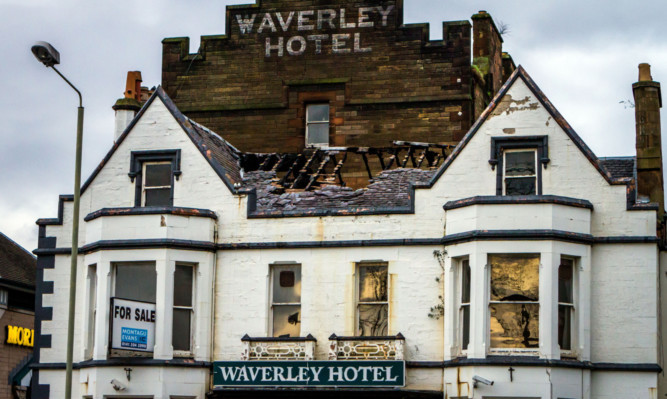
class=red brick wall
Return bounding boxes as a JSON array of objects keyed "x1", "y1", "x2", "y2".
[{"x1": 0, "y1": 309, "x2": 34, "y2": 399}]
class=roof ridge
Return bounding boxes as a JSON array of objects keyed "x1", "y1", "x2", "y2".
[{"x1": 0, "y1": 231, "x2": 35, "y2": 259}]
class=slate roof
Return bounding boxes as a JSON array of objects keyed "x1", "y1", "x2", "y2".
[
  {"x1": 599, "y1": 157, "x2": 636, "y2": 180},
  {"x1": 0, "y1": 232, "x2": 36, "y2": 287}
]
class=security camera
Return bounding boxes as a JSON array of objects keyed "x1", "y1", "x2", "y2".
[
  {"x1": 110, "y1": 379, "x2": 126, "y2": 391},
  {"x1": 472, "y1": 375, "x2": 494, "y2": 388}
]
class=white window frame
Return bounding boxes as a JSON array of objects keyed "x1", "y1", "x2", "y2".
[
  {"x1": 142, "y1": 161, "x2": 172, "y2": 206},
  {"x1": 458, "y1": 258, "x2": 471, "y2": 355},
  {"x1": 356, "y1": 262, "x2": 389, "y2": 337},
  {"x1": 558, "y1": 256, "x2": 576, "y2": 355},
  {"x1": 305, "y1": 103, "x2": 330, "y2": 148},
  {"x1": 173, "y1": 263, "x2": 195, "y2": 356},
  {"x1": 487, "y1": 253, "x2": 541, "y2": 354},
  {"x1": 503, "y1": 149, "x2": 538, "y2": 195},
  {"x1": 269, "y1": 264, "x2": 302, "y2": 337},
  {"x1": 84, "y1": 264, "x2": 97, "y2": 360}
]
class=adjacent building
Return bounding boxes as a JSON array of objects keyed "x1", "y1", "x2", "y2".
[
  {"x1": 0, "y1": 232, "x2": 36, "y2": 399},
  {"x1": 31, "y1": 1, "x2": 666, "y2": 398}
]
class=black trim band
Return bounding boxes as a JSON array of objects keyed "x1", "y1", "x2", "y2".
[
  {"x1": 242, "y1": 334, "x2": 316, "y2": 342},
  {"x1": 444, "y1": 195, "x2": 593, "y2": 210},
  {"x1": 85, "y1": 206, "x2": 218, "y2": 222},
  {"x1": 33, "y1": 358, "x2": 211, "y2": 370}
]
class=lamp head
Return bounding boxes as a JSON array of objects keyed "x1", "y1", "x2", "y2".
[{"x1": 31, "y1": 41, "x2": 60, "y2": 67}]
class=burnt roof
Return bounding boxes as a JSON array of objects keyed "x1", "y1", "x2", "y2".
[{"x1": 0, "y1": 232, "x2": 36, "y2": 287}]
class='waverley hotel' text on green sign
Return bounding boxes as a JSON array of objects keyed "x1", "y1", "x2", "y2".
[{"x1": 213, "y1": 361, "x2": 405, "y2": 387}]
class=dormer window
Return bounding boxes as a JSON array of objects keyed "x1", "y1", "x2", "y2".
[
  {"x1": 503, "y1": 150, "x2": 537, "y2": 195},
  {"x1": 305, "y1": 104, "x2": 330, "y2": 147}
]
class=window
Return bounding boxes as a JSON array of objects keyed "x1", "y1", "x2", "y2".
[
  {"x1": 271, "y1": 264, "x2": 301, "y2": 337},
  {"x1": 114, "y1": 262, "x2": 157, "y2": 303},
  {"x1": 489, "y1": 254, "x2": 540, "y2": 349},
  {"x1": 306, "y1": 104, "x2": 330, "y2": 147},
  {"x1": 142, "y1": 162, "x2": 172, "y2": 206},
  {"x1": 173, "y1": 264, "x2": 194, "y2": 353},
  {"x1": 558, "y1": 257, "x2": 575, "y2": 351},
  {"x1": 85, "y1": 264, "x2": 97, "y2": 360},
  {"x1": 357, "y1": 263, "x2": 388, "y2": 336},
  {"x1": 0, "y1": 288, "x2": 7, "y2": 308},
  {"x1": 503, "y1": 150, "x2": 537, "y2": 195},
  {"x1": 489, "y1": 136, "x2": 549, "y2": 195},
  {"x1": 459, "y1": 259, "x2": 471, "y2": 351},
  {"x1": 128, "y1": 149, "x2": 181, "y2": 207}
]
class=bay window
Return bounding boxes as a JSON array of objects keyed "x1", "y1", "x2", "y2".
[
  {"x1": 173, "y1": 263, "x2": 194, "y2": 353},
  {"x1": 459, "y1": 258, "x2": 471, "y2": 352},
  {"x1": 558, "y1": 257, "x2": 575, "y2": 351}
]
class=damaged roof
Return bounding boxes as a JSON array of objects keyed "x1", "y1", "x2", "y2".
[{"x1": 0, "y1": 232, "x2": 36, "y2": 287}]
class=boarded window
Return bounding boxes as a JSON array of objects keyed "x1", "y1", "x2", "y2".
[
  {"x1": 306, "y1": 104, "x2": 330, "y2": 147},
  {"x1": 504, "y1": 150, "x2": 537, "y2": 195},
  {"x1": 558, "y1": 257, "x2": 574, "y2": 351},
  {"x1": 357, "y1": 263, "x2": 388, "y2": 336},
  {"x1": 489, "y1": 254, "x2": 540, "y2": 349},
  {"x1": 173, "y1": 264, "x2": 194, "y2": 352},
  {"x1": 271, "y1": 265, "x2": 301, "y2": 337}
]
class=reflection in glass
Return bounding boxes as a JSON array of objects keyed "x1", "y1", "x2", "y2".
[
  {"x1": 489, "y1": 254, "x2": 540, "y2": 349},
  {"x1": 359, "y1": 266, "x2": 388, "y2": 302},
  {"x1": 505, "y1": 177, "x2": 536, "y2": 196},
  {"x1": 145, "y1": 163, "x2": 172, "y2": 186},
  {"x1": 505, "y1": 151, "x2": 536, "y2": 176},
  {"x1": 559, "y1": 258, "x2": 574, "y2": 350},
  {"x1": 115, "y1": 262, "x2": 156, "y2": 303},
  {"x1": 358, "y1": 304, "x2": 388, "y2": 336},
  {"x1": 460, "y1": 259, "x2": 471, "y2": 350},
  {"x1": 307, "y1": 104, "x2": 329, "y2": 122},
  {"x1": 272, "y1": 265, "x2": 301, "y2": 337},
  {"x1": 273, "y1": 305, "x2": 300, "y2": 338},
  {"x1": 172, "y1": 308, "x2": 191, "y2": 351}
]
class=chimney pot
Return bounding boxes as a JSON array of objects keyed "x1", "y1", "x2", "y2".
[{"x1": 639, "y1": 63, "x2": 653, "y2": 82}]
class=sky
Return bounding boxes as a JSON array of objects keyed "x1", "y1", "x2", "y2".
[{"x1": 1, "y1": 0, "x2": 666, "y2": 252}]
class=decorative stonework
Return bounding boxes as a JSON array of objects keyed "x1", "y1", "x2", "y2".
[
  {"x1": 241, "y1": 334, "x2": 316, "y2": 360},
  {"x1": 328, "y1": 333, "x2": 404, "y2": 360}
]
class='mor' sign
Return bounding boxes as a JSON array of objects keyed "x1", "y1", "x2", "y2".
[{"x1": 213, "y1": 361, "x2": 405, "y2": 387}]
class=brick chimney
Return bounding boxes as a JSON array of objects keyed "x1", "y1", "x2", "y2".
[
  {"x1": 112, "y1": 71, "x2": 143, "y2": 142},
  {"x1": 632, "y1": 63, "x2": 664, "y2": 215}
]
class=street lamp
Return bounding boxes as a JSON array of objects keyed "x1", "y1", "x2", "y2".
[{"x1": 32, "y1": 41, "x2": 84, "y2": 399}]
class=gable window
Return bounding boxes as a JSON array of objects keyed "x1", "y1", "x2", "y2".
[
  {"x1": 173, "y1": 263, "x2": 195, "y2": 353},
  {"x1": 306, "y1": 104, "x2": 330, "y2": 147},
  {"x1": 489, "y1": 136, "x2": 549, "y2": 196},
  {"x1": 357, "y1": 263, "x2": 388, "y2": 336},
  {"x1": 489, "y1": 254, "x2": 540, "y2": 350},
  {"x1": 271, "y1": 264, "x2": 301, "y2": 337},
  {"x1": 128, "y1": 150, "x2": 181, "y2": 207},
  {"x1": 504, "y1": 150, "x2": 537, "y2": 195},
  {"x1": 558, "y1": 257, "x2": 575, "y2": 351}
]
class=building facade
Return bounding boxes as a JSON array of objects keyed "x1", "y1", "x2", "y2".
[
  {"x1": 0, "y1": 233, "x2": 36, "y2": 399},
  {"x1": 31, "y1": 1, "x2": 666, "y2": 398}
]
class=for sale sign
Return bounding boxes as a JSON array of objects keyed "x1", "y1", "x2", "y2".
[{"x1": 110, "y1": 297, "x2": 156, "y2": 352}]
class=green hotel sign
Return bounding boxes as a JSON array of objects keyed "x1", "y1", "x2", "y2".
[{"x1": 213, "y1": 360, "x2": 405, "y2": 387}]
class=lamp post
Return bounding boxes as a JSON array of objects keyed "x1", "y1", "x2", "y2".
[{"x1": 32, "y1": 41, "x2": 84, "y2": 399}]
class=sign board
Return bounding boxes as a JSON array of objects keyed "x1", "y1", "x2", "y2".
[
  {"x1": 5, "y1": 325, "x2": 34, "y2": 347},
  {"x1": 213, "y1": 360, "x2": 405, "y2": 388},
  {"x1": 110, "y1": 297, "x2": 155, "y2": 352}
]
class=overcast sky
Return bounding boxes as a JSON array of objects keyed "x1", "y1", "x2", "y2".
[{"x1": 1, "y1": 0, "x2": 666, "y2": 251}]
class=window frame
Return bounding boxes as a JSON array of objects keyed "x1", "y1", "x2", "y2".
[
  {"x1": 128, "y1": 149, "x2": 181, "y2": 207},
  {"x1": 458, "y1": 258, "x2": 471, "y2": 354},
  {"x1": 489, "y1": 136, "x2": 549, "y2": 196},
  {"x1": 84, "y1": 264, "x2": 97, "y2": 360},
  {"x1": 503, "y1": 149, "x2": 538, "y2": 195},
  {"x1": 558, "y1": 256, "x2": 576, "y2": 355},
  {"x1": 487, "y1": 253, "x2": 541, "y2": 353},
  {"x1": 173, "y1": 263, "x2": 195, "y2": 356},
  {"x1": 269, "y1": 263, "x2": 302, "y2": 338},
  {"x1": 305, "y1": 103, "x2": 330, "y2": 148},
  {"x1": 356, "y1": 262, "x2": 389, "y2": 337}
]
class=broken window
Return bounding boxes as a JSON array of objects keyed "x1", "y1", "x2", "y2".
[
  {"x1": 558, "y1": 257, "x2": 574, "y2": 351},
  {"x1": 306, "y1": 104, "x2": 330, "y2": 147},
  {"x1": 271, "y1": 264, "x2": 301, "y2": 337},
  {"x1": 489, "y1": 254, "x2": 540, "y2": 349},
  {"x1": 503, "y1": 150, "x2": 537, "y2": 195},
  {"x1": 357, "y1": 263, "x2": 388, "y2": 336},
  {"x1": 173, "y1": 263, "x2": 195, "y2": 353},
  {"x1": 142, "y1": 162, "x2": 172, "y2": 206},
  {"x1": 460, "y1": 258, "x2": 471, "y2": 351}
]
